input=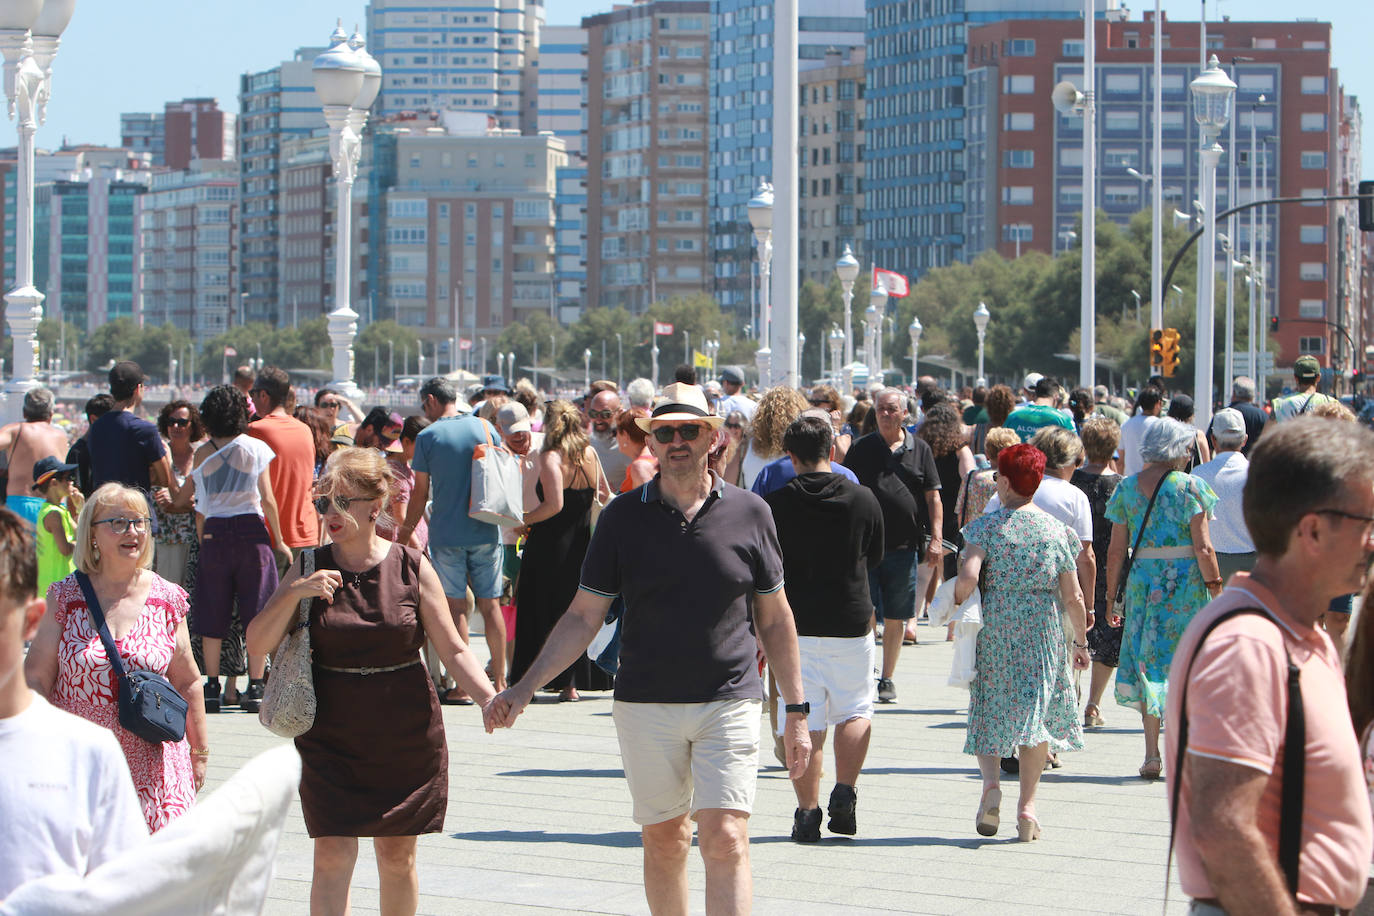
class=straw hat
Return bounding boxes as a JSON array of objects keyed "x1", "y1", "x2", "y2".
[{"x1": 634, "y1": 383, "x2": 726, "y2": 432}]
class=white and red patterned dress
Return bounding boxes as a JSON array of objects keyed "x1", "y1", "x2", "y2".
[{"x1": 47, "y1": 573, "x2": 196, "y2": 832}]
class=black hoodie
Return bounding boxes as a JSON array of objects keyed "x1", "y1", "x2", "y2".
[{"x1": 763, "y1": 471, "x2": 885, "y2": 637}]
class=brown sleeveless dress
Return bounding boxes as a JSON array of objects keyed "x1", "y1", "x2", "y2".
[{"x1": 295, "y1": 542, "x2": 448, "y2": 837}]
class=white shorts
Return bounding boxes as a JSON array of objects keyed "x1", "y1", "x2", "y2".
[
  {"x1": 776, "y1": 633, "x2": 876, "y2": 735},
  {"x1": 613, "y1": 698, "x2": 761, "y2": 826}
]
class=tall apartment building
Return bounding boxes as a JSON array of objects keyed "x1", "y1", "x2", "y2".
[
  {"x1": 136, "y1": 160, "x2": 239, "y2": 341},
  {"x1": 864, "y1": 0, "x2": 1117, "y2": 282},
  {"x1": 365, "y1": 0, "x2": 542, "y2": 133},
  {"x1": 708, "y1": 0, "x2": 864, "y2": 313},
  {"x1": 370, "y1": 122, "x2": 564, "y2": 349},
  {"x1": 963, "y1": 15, "x2": 1356, "y2": 373},
  {"x1": 238, "y1": 47, "x2": 327, "y2": 326},
  {"x1": 536, "y1": 24, "x2": 587, "y2": 159},
  {"x1": 277, "y1": 133, "x2": 334, "y2": 328},
  {"x1": 33, "y1": 148, "x2": 150, "y2": 332},
  {"x1": 554, "y1": 164, "x2": 587, "y2": 320},
  {"x1": 798, "y1": 46, "x2": 865, "y2": 286},
  {"x1": 119, "y1": 98, "x2": 235, "y2": 169},
  {"x1": 583, "y1": 1, "x2": 710, "y2": 313}
]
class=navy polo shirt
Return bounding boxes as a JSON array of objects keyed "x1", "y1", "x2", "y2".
[{"x1": 579, "y1": 472, "x2": 785, "y2": 704}]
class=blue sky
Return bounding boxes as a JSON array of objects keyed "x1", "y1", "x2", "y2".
[{"x1": 28, "y1": 0, "x2": 1374, "y2": 176}]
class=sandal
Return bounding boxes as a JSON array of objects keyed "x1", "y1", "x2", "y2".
[
  {"x1": 1016, "y1": 814, "x2": 1042, "y2": 842},
  {"x1": 1084, "y1": 704, "x2": 1105, "y2": 728},
  {"x1": 1139, "y1": 756, "x2": 1163, "y2": 780},
  {"x1": 975, "y1": 787, "x2": 1001, "y2": 837}
]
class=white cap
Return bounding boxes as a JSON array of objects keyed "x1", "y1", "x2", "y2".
[
  {"x1": 1211, "y1": 407, "x2": 1246, "y2": 438},
  {"x1": 1023, "y1": 372, "x2": 1044, "y2": 392}
]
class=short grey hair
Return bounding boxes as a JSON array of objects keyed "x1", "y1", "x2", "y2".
[
  {"x1": 1231, "y1": 376, "x2": 1256, "y2": 402},
  {"x1": 22, "y1": 387, "x2": 54, "y2": 421},
  {"x1": 625, "y1": 378, "x2": 655, "y2": 409},
  {"x1": 1215, "y1": 428, "x2": 1247, "y2": 451},
  {"x1": 1140, "y1": 417, "x2": 1196, "y2": 464},
  {"x1": 1093, "y1": 384, "x2": 1109, "y2": 401},
  {"x1": 875, "y1": 387, "x2": 907, "y2": 414}
]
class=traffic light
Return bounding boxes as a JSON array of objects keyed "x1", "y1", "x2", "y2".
[
  {"x1": 1160, "y1": 327, "x2": 1182, "y2": 378},
  {"x1": 1359, "y1": 180, "x2": 1374, "y2": 232},
  {"x1": 1270, "y1": 316, "x2": 1280, "y2": 334},
  {"x1": 1150, "y1": 329, "x2": 1165, "y2": 370}
]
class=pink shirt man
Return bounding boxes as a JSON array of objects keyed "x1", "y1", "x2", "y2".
[{"x1": 1166, "y1": 573, "x2": 1373, "y2": 909}]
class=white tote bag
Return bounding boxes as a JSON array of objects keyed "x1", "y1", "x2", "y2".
[{"x1": 469, "y1": 422, "x2": 524, "y2": 528}]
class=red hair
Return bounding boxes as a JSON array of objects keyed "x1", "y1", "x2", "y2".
[{"x1": 998, "y1": 443, "x2": 1046, "y2": 498}]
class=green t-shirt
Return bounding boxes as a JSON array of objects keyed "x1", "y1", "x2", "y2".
[
  {"x1": 1003, "y1": 404, "x2": 1075, "y2": 444},
  {"x1": 36, "y1": 501, "x2": 75, "y2": 598}
]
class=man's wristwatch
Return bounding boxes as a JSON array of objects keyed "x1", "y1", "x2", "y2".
[{"x1": 784, "y1": 702, "x2": 810, "y2": 715}]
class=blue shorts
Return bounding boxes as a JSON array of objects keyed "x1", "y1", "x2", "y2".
[
  {"x1": 868, "y1": 548, "x2": 918, "y2": 621},
  {"x1": 5, "y1": 494, "x2": 43, "y2": 530},
  {"x1": 431, "y1": 542, "x2": 503, "y2": 600}
]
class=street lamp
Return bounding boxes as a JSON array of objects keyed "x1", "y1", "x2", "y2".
[
  {"x1": 834, "y1": 244, "x2": 859, "y2": 368},
  {"x1": 1247, "y1": 94, "x2": 1267, "y2": 391},
  {"x1": 1130, "y1": 289, "x2": 1142, "y2": 324},
  {"x1": 908, "y1": 316, "x2": 923, "y2": 387},
  {"x1": 1190, "y1": 54, "x2": 1237, "y2": 428},
  {"x1": 748, "y1": 179, "x2": 774, "y2": 384},
  {"x1": 1058, "y1": 228, "x2": 1077, "y2": 252},
  {"x1": 582, "y1": 348, "x2": 591, "y2": 392},
  {"x1": 312, "y1": 22, "x2": 379, "y2": 399},
  {"x1": 615, "y1": 332, "x2": 623, "y2": 390},
  {"x1": 868, "y1": 280, "x2": 886, "y2": 380},
  {"x1": 1, "y1": 0, "x2": 74, "y2": 421},
  {"x1": 973, "y1": 301, "x2": 990, "y2": 387},
  {"x1": 828, "y1": 325, "x2": 844, "y2": 389}
]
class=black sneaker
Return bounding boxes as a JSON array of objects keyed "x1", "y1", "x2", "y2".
[
  {"x1": 827, "y1": 783, "x2": 858, "y2": 836},
  {"x1": 876, "y1": 677, "x2": 897, "y2": 703},
  {"x1": 203, "y1": 678, "x2": 221, "y2": 714},
  {"x1": 1000, "y1": 755, "x2": 1020, "y2": 775},
  {"x1": 239, "y1": 678, "x2": 266, "y2": 713},
  {"x1": 791, "y1": 807, "x2": 822, "y2": 843}
]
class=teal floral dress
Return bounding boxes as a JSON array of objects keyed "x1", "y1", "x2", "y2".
[
  {"x1": 1105, "y1": 471, "x2": 1217, "y2": 718},
  {"x1": 961, "y1": 507, "x2": 1084, "y2": 757}
]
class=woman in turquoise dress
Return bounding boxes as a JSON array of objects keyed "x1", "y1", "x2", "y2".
[
  {"x1": 955, "y1": 444, "x2": 1091, "y2": 842},
  {"x1": 1103, "y1": 417, "x2": 1222, "y2": 779}
]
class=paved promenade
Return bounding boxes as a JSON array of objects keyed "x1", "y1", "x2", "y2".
[{"x1": 203, "y1": 619, "x2": 1188, "y2": 915}]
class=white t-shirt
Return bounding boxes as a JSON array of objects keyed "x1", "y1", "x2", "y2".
[
  {"x1": 0, "y1": 693, "x2": 146, "y2": 898},
  {"x1": 717, "y1": 392, "x2": 757, "y2": 421},
  {"x1": 1191, "y1": 451, "x2": 1255, "y2": 554},
  {"x1": 191, "y1": 435, "x2": 276, "y2": 519},
  {"x1": 1119, "y1": 413, "x2": 1158, "y2": 477},
  {"x1": 985, "y1": 475, "x2": 1092, "y2": 542}
]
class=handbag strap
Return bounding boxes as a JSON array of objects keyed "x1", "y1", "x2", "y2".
[
  {"x1": 1115, "y1": 470, "x2": 1173, "y2": 604},
  {"x1": 290, "y1": 548, "x2": 316, "y2": 633},
  {"x1": 959, "y1": 467, "x2": 979, "y2": 528},
  {"x1": 76, "y1": 571, "x2": 131, "y2": 684},
  {"x1": 1165, "y1": 607, "x2": 1304, "y2": 904}
]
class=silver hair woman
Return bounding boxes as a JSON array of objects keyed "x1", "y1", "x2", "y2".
[{"x1": 1102, "y1": 415, "x2": 1222, "y2": 780}]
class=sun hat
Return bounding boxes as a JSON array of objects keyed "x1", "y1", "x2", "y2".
[
  {"x1": 31, "y1": 455, "x2": 78, "y2": 491},
  {"x1": 634, "y1": 383, "x2": 726, "y2": 432}
]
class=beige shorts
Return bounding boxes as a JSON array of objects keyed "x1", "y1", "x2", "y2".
[{"x1": 612, "y1": 698, "x2": 762, "y2": 826}]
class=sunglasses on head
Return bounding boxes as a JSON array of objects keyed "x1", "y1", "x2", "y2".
[
  {"x1": 313, "y1": 494, "x2": 372, "y2": 515},
  {"x1": 651, "y1": 424, "x2": 704, "y2": 444}
]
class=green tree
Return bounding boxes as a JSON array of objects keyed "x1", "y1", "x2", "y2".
[{"x1": 354, "y1": 321, "x2": 421, "y2": 388}]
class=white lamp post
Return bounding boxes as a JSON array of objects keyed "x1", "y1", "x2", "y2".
[
  {"x1": 834, "y1": 244, "x2": 859, "y2": 368},
  {"x1": 1190, "y1": 55, "x2": 1237, "y2": 430},
  {"x1": 313, "y1": 22, "x2": 379, "y2": 399},
  {"x1": 1052, "y1": 8, "x2": 1096, "y2": 391},
  {"x1": 583, "y1": 348, "x2": 591, "y2": 392},
  {"x1": 797, "y1": 331, "x2": 805, "y2": 383},
  {"x1": 747, "y1": 180, "x2": 774, "y2": 385},
  {"x1": 1, "y1": 0, "x2": 73, "y2": 421},
  {"x1": 828, "y1": 325, "x2": 844, "y2": 389},
  {"x1": 867, "y1": 281, "x2": 886, "y2": 378},
  {"x1": 1247, "y1": 95, "x2": 1266, "y2": 392},
  {"x1": 908, "y1": 316, "x2": 923, "y2": 387},
  {"x1": 973, "y1": 301, "x2": 990, "y2": 386}
]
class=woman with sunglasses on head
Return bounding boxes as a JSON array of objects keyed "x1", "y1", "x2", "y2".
[
  {"x1": 247, "y1": 447, "x2": 496, "y2": 915},
  {"x1": 166, "y1": 385, "x2": 293, "y2": 715},
  {"x1": 25, "y1": 482, "x2": 209, "y2": 831}
]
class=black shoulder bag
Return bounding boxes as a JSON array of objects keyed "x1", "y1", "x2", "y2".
[
  {"x1": 1165, "y1": 608, "x2": 1304, "y2": 904},
  {"x1": 1111, "y1": 470, "x2": 1172, "y2": 619},
  {"x1": 77, "y1": 572, "x2": 188, "y2": 745}
]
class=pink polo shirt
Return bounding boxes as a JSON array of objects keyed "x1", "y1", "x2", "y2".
[{"x1": 1166, "y1": 573, "x2": 1373, "y2": 908}]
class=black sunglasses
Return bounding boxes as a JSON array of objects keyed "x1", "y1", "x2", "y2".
[
  {"x1": 588, "y1": 409, "x2": 616, "y2": 419},
  {"x1": 318, "y1": 400, "x2": 340, "y2": 409},
  {"x1": 313, "y1": 494, "x2": 372, "y2": 515},
  {"x1": 651, "y1": 424, "x2": 704, "y2": 444},
  {"x1": 167, "y1": 417, "x2": 191, "y2": 428}
]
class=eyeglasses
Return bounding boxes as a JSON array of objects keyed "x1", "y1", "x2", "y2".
[
  {"x1": 1315, "y1": 508, "x2": 1374, "y2": 536},
  {"x1": 313, "y1": 494, "x2": 372, "y2": 515},
  {"x1": 651, "y1": 424, "x2": 705, "y2": 444},
  {"x1": 167, "y1": 418, "x2": 191, "y2": 428},
  {"x1": 318, "y1": 400, "x2": 340, "y2": 410},
  {"x1": 588, "y1": 409, "x2": 616, "y2": 420},
  {"x1": 94, "y1": 517, "x2": 150, "y2": 535}
]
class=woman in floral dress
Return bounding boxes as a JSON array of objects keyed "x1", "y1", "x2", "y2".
[
  {"x1": 954, "y1": 444, "x2": 1090, "y2": 842},
  {"x1": 1103, "y1": 418, "x2": 1222, "y2": 779}
]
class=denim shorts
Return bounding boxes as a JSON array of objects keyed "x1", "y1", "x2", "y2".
[
  {"x1": 430, "y1": 542, "x2": 503, "y2": 600},
  {"x1": 868, "y1": 548, "x2": 918, "y2": 621}
]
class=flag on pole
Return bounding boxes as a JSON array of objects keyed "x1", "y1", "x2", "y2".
[
  {"x1": 653, "y1": 321, "x2": 674, "y2": 336},
  {"x1": 459, "y1": 338, "x2": 473, "y2": 351},
  {"x1": 223, "y1": 346, "x2": 237, "y2": 357},
  {"x1": 693, "y1": 349, "x2": 712, "y2": 369},
  {"x1": 872, "y1": 267, "x2": 910, "y2": 297}
]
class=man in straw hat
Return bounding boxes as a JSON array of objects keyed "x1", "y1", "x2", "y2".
[{"x1": 486, "y1": 383, "x2": 811, "y2": 914}]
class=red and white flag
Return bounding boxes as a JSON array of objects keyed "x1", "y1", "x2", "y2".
[
  {"x1": 653, "y1": 321, "x2": 674, "y2": 336},
  {"x1": 223, "y1": 346, "x2": 237, "y2": 357},
  {"x1": 459, "y1": 338, "x2": 473, "y2": 351},
  {"x1": 872, "y1": 267, "x2": 909, "y2": 298}
]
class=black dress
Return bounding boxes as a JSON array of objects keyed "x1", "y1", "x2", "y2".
[
  {"x1": 1070, "y1": 469, "x2": 1124, "y2": 667},
  {"x1": 511, "y1": 466, "x2": 614, "y2": 692},
  {"x1": 933, "y1": 450, "x2": 965, "y2": 580}
]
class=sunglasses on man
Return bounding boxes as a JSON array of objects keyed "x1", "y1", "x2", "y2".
[
  {"x1": 651, "y1": 424, "x2": 705, "y2": 444},
  {"x1": 587, "y1": 409, "x2": 616, "y2": 420}
]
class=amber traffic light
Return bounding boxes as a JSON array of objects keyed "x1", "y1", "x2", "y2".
[
  {"x1": 1150, "y1": 329, "x2": 1165, "y2": 370},
  {"x1": 1160, "y1": 327, "x2": 1182, "y2": 378}
]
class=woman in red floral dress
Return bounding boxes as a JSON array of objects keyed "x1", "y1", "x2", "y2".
[{"x1": 25, "y1": 483, "x2": 209, "y2": 831}]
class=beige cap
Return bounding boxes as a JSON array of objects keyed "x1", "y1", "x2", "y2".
[{"x1": 496, "y1": 402, "x2": 532, "y2": 435}]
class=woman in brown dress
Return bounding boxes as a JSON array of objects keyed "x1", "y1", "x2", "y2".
[{"x1": 247, "y1": 447, "x2": 495, "y2": 916}]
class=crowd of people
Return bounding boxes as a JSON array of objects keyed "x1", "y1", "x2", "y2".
[{"x1": 2, "y1": 351, "x2": 1374, "y2": 916}]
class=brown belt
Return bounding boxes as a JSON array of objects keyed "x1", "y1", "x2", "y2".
[
  {"x1": 1193, "y1": 899, "x2": 1341, "y2": 916},
  {"x1": 316, "y1": 659, "x2": 421, "y2": 676}
]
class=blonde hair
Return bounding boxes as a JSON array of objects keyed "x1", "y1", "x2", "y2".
[
  {"x1": 317, "y1": 447, "x2": 395, "y2": 529},
  {"x1": 1080, "y1": 416, "x2": 1121, "y2": 464},
  {"x1": 1311, "y1": 400, "x2": 1357, "y2": 423},
  {"x1": 750, "y1": 387, "x2": 809, "y2": 460},
  {"x1": 983, "y1": 426, "x2": 1021, "y2": 463},
  {"x1": 542, "y1": 399, "x2": 591, "y2": 474},
  {"x1": 74, "y1": 484, "x2": 156, "y2": 574}
]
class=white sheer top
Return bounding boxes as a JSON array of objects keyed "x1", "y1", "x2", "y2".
[{"x1": 191, "y1": 435, "x2": 275, "y2": 520}]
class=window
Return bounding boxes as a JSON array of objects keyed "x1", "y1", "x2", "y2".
[
  {"x1": 1002, "y1": 149, "x2": 1034, "y2": 168},
  {"x1": 1302, "y1": 188, "x2": 1326, "y2": 206},
  {"x1": 1104, "y1": 184, "x2": 1140, "y2": 205},
  {"x1": 1006, "y1": 39, "x2": 1035, "y2": 57},
  {"x1": 1062, "y1": 40, "x2": 1084, "y2": 58},
  {"x1": 1238, "y1": 73, "x2": 1274, "y2": 93},
  {"x1": 1162, "y1": 147, "x2": 1185, "y2": 167},
  {"x1": 1299, "y1": 261, "x2": 1326, "y2": 281},
  {"x1": 1059, "y1": 147, "x2": 1083, "y2": 168},
  {"x1": 1059, "y1": 183, "x2": 1082, "y2": 206},
  {"x1": 1001, "y1": 224, "x2": 1033, "y2": 242},
  {"x1": 1299, "y1": 299, "x2": 1325, "y2": 318},
  {"x1": 1104, "y1": 109, "x2": 1140, "y2": 131},
  {"x1": 1002, "y1": 75, "x2": 1035, "y2": 95},
  {"x1": 1301, "y1": 112, "x2": 1327, "y2": 132},
  {"x1": 1103, "y1": 147, "x2": 1140, "y2": 168},
  {"x1": 1238, "y1": 109, "x2": 1275, "y2": 130},
  {"x1": 1104, "y1": 72, "x2": 1141, "y2": 93},
  {"x1": 1001, "y1": 186, "x2": 1033, "y2": 205},
  {"x1": 1298, "y1": 337, "x2": 1325, "y2": 355},
  {"x1": 1300, "y1": 151, "x2": 1327, "y2": 169},
  {"x1": 1301, "y1": 75, "x2": 1328, "y2": 95},
  {"x1": 1300, "y1": 225, "x2": 1326, "y2": 244},
  {"x1": 1002, "y1": 112, "x2": 1034, "y2": 131}
]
